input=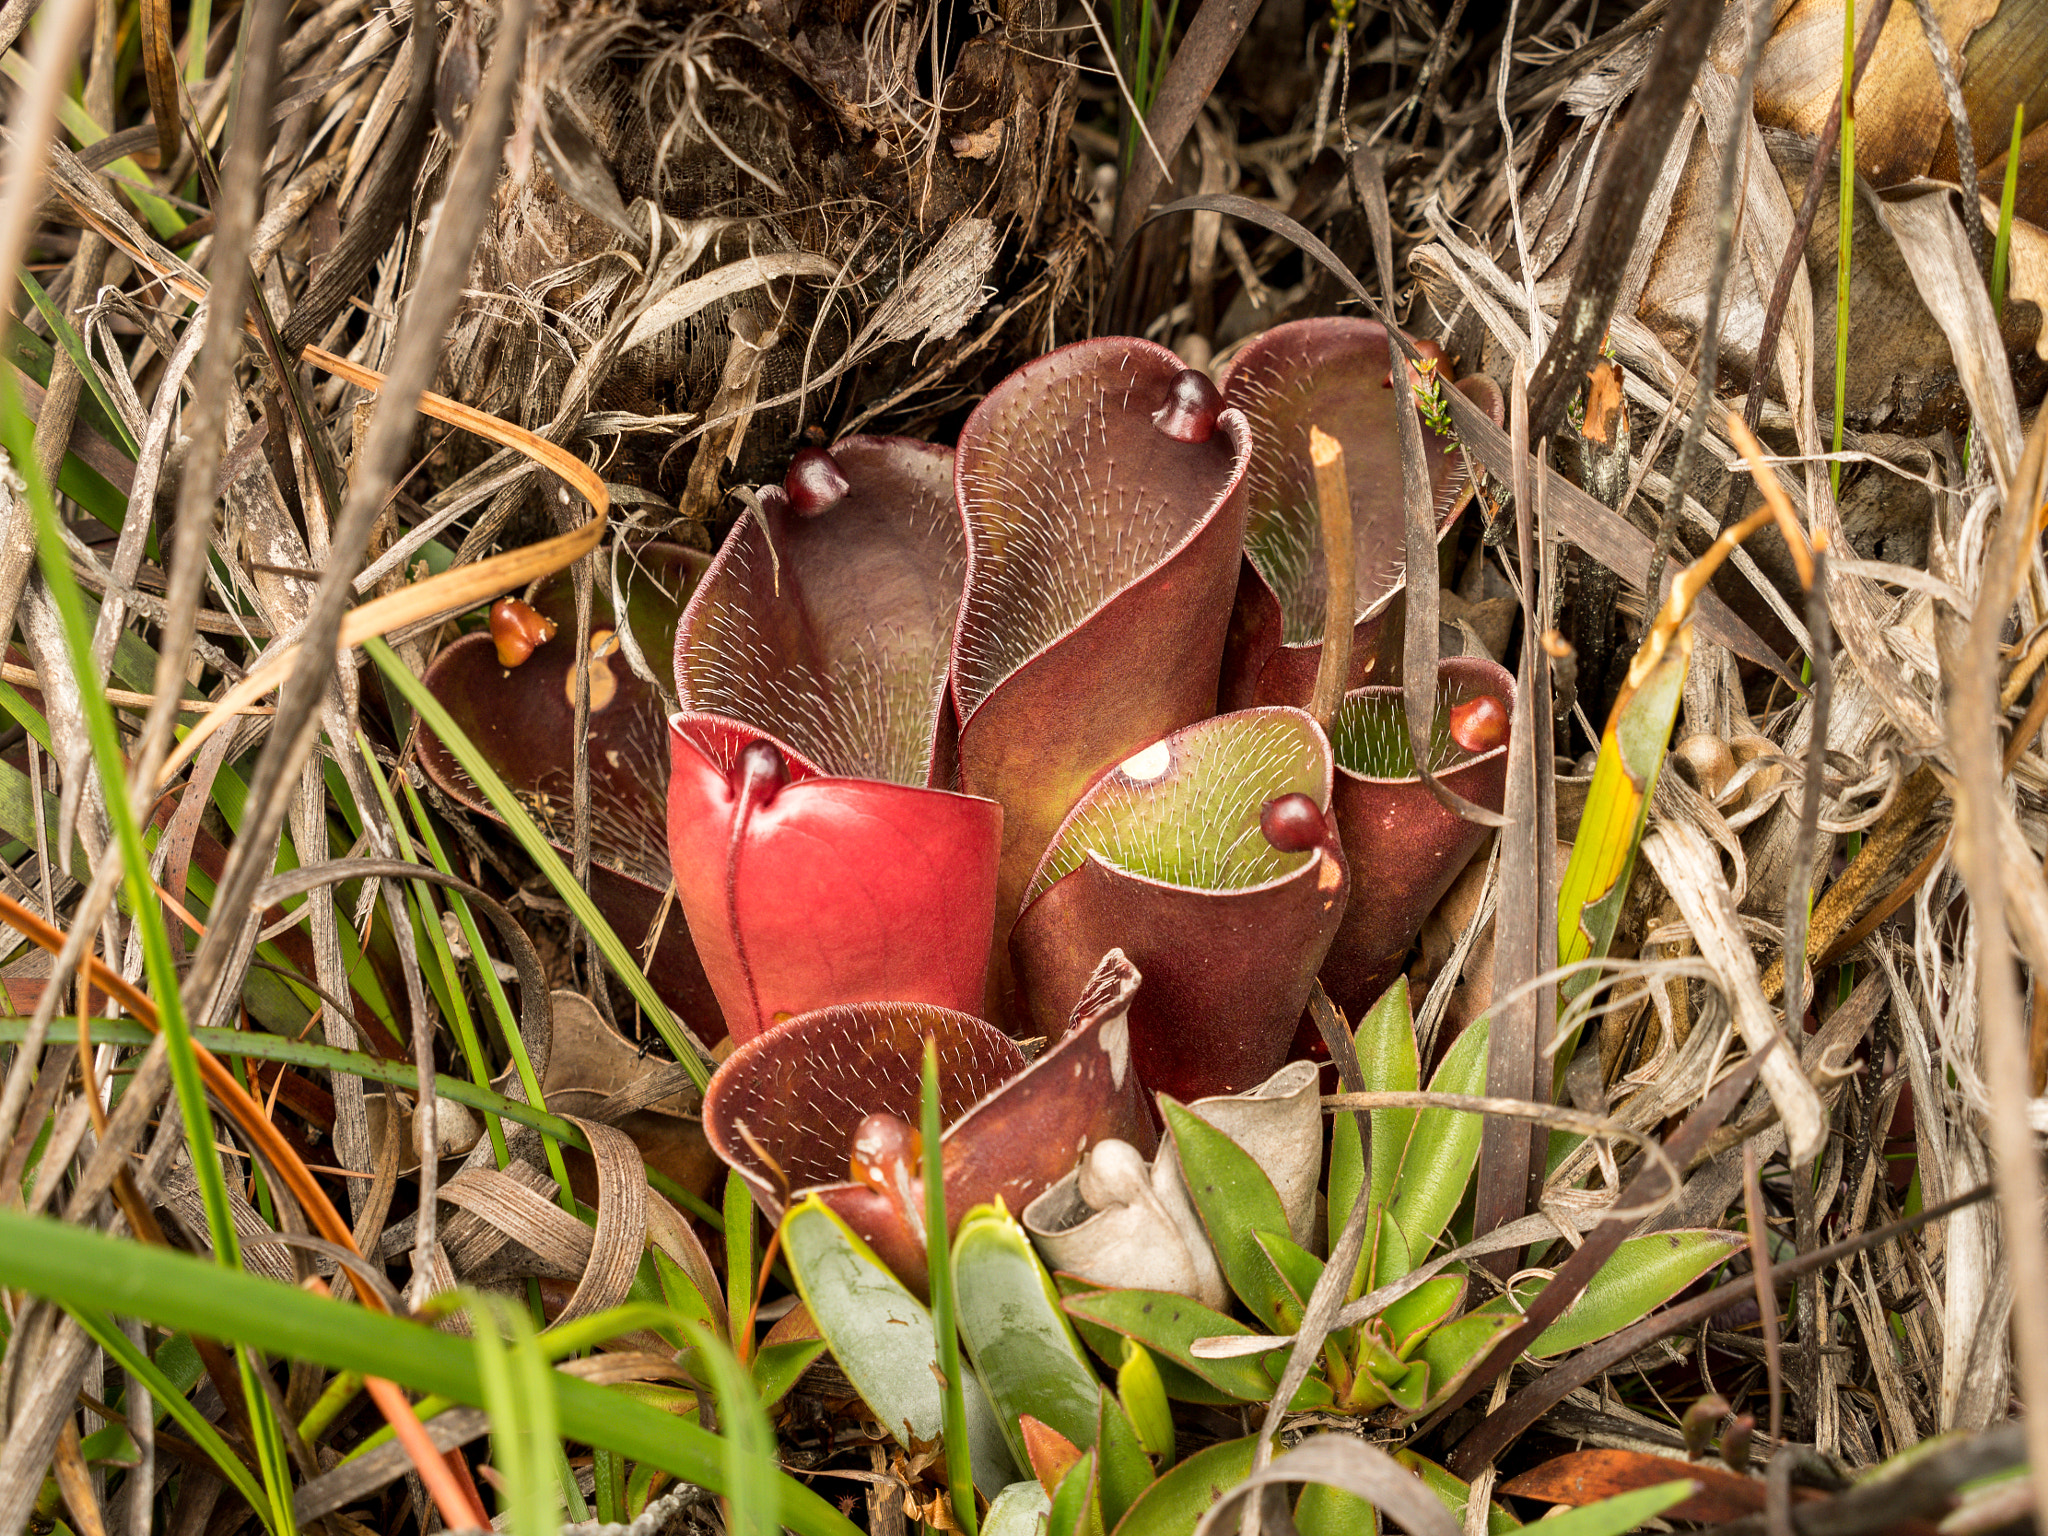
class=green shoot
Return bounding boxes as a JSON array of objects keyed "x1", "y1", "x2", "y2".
[
  {"x1": 683, "y1": 1320, "x2": 779, "y2": 1536},
  {"x1": 1994, "y1": 104, "x2": 2024, "y2": 318},
  {"x1": 472, "y1": 1293, "x2": 566, "y2": 1536},
  {"x1": 356, "y1": 737, "x2": 513, "y2": 1170}
]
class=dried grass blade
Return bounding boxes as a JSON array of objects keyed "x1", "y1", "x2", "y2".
[
  {"x1": 155, "y1": 342, "x2": 610, "y2": 786},
  {"x1": 1475, "y1": 360, "x2": 1546, "y2": 1262},
  {"x1": 1872, "y1": 188, "x2": 2023, "y2": 489},
  {"x1": 1741, "y1": 0, "x2": 1891, "y2": 432},
  {"x1": 1943, "y1": 408, "x2": 2048, "y2": 1534},
  {"x1": 1519, "y1": 0, "x2": 1724, "y2": 443},
  {"x1": 1354, "y1": 149, "x2": 1508, "y2": 829},
  {"x1": 1432, "y1": 1047, "x2": 1770, "y2": 1466},
  {"x1": 140, "y1": 0, "x2": 181, "y2": 166},
  {"x1": 1451, "y1": 1182, "x2": 1994, "y2": 1473},
  {"x1": 1108, "y1": 0, "x2": 1263, "y2": 250},
  {"x1": 1132, "y1": 194, "x2": 1793, "y2": 681},
  {"x1": 1741, "y1": 1139, "x2": 1785, "y2": 1443},
  {"x1": 1195, "y1": 1436, "x2": 1459, "y2": 1536},
  {"x1": 0, "y1": 887, "x2": 382, "y2": 1303},
  {"x1": 1642, "y1": 824, "x2": 1825, "y2": 1164}
]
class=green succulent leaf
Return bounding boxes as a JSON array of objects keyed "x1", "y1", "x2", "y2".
[
  {"x1": 1254, "y1": 1229, "x2": 1327, "y2": 1325},
  {"x1": 646, "y1": 1249, "x2": 722, "y2": 1348},
  {"x1": 1358, "y1": 979, "x2": 1421, "y2": 1221},
  {"x1": 1385, "y1": 1359, "x2": 1431, "y2": 1414},
  {"x1": 1049, "y1": 1450, "x2": 1106, "y2": 1536},
  {"x1": 1396, "y1": 1451, "x2": 1521, "y2": 1535},
  {"x1": 1386, "y1": 1018, "x2": 1491, "y2": 1265},
  {"x1": 1519, "y1": 1231, "x2": 1744, "y2": 1358},
  {"x1": 1358, "y1": 1324, "x2": 1407, "y2": 1384},
  {"x1": 1368, "y1": 1207, "x2": 1414, "y2": 1296},
  {"x1": 1380, "y1": 1272, "x2": 1465, "y2": 1357},
  {"x1": 1110, "y1": 1436, "x2": 1259, "y2": 1536},
  {"x1": 1162, "y1": 1098, "x2": 1297, "y2": 1328},
  {"x1": 1064, "y1": 1289, "x2": 1330, "y2": 1408},
  {"x1": 988, "y1": 1481, "x2": 1055, "y2": 1536},
  {"x1": 781, "y1": 1197, "x2": 1017, "y2": 1494},
  {"x1": 1060, "y1": 1278, "x2": 1239, "y2": 1406},
  {"x1": 1408, "y1": 1308, "x2": 1522, "y2": 1420},
  {"x1": 1295, "y1": 1481, "x2": 1381, "y2": 1536},
  {"x1": 1525, "y1": 1483, "x2": 1697, "y2": 1536},
  {"x1": 1329, "y1": 1107, "x2": 1365, "y2": 1267},
  {"x1": 1094, "y1": 1389, "x2": 1156, "y2": 1529},
  {"x1": 1116, "y1": 1340, "x2": 1175, "y2": 1462},
  {"x1": 954, "y1": 1202, "x2": 1103, "y2": 1465},
  {"x1": 752, "y1": 1339, "x2": 828, "y2": 1408}
]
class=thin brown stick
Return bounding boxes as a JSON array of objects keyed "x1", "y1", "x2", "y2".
[
  {"x1": 1743, "y1": 1139, "x2": 1786, "y2": 1443},
  {"x1": 1448, "y1": 1182, "x2": 1994, "y2": 1474},
  {"x1": 0, "y1": 663, "x2": 275, "y2": 715},
  {"x1": 1306, "y1": 425, "x2": 1354, "y2": 735},
  {"x1": 1741, "y1": 0, "x2": 1893, "y2": 433}
]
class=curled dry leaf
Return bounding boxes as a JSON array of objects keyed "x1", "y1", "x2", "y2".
[
  {"x1": 1218, "y1": 317, "x2": 1505, "y2": 710},
  {"x1": 1010, "y1": 707, "x2": 1346, "y2": 1103},
  {"x1": 1755, "y1": 0, "x2": 2043, "y2": 220},
  {"x1": 533, "y1": 989, "x2": 716, "y2": 1201},
  {"x1": 703, "y1": 950, "x2": 1155, "y2": 1292},
  {"x1": 670, "y1": 438, "x2": 1001, "y2": 1044},
  {"x1": 1023, "y1": 1059, "x2": 1323, "y2": 1307}
]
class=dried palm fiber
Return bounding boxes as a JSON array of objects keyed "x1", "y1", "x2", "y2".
[{"x1": 429, "y1": 0, "x2": 1092, "y2": 520}]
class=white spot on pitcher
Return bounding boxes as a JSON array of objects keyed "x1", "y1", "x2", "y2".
[
  {"x1": 1099, "y1": 1009, "x2": 1130, "y2": 1089},
  {"x1": 1118, "y1": 740, "x2": 1171, "y2": 782}
]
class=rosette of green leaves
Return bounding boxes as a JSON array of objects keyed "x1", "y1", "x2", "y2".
[{"x1": 1066, "y1": 982, "x2": 1741, "y2": 1422}]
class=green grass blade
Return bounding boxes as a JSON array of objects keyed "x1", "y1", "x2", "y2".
[
  {"x1": 2, "y1": 365, "x2": 300, "y2": 1527},
  {"x1": 357, "y1": 738, "x2": 513, "y2": 1170},
  {"x1": 684, "y1": 1321, "x2": 779, "y2": 1536},
  {"x1": 398, "y1": 774, "x2": 576, "y2": 1194},
  {"x1": 0, "y1": 370, "x2": 240, "y2": 1265},
  {"x1": 66, "y1": 1302, "x2": 269, "y2": 1515},
  {"x1": 1994, "y1": 104, "x2": 2024, "y2": 318},
  {"x1": 924, "y1": 1038, "x2": 979, "y2": 1536},
  {"x1": 0, "y1": 1207, "x2": 864, "y2": 1536},
  {"x1": 186, "y1": 0, "x2": 211, "y2": 83},
  {"x1": 14, "y1": 269, "x2": 141, "y2": 457},
  {"x1": 0, "y1": 1017, "x2": 717, "y2": 1224},
  {"x1": 0, "y1": 51, "x2": 185, "y2": 234},
  {"x1": 364, "y1": 636, "x2": 707, "y2": 1092},
  {"x1": 472, "y1": 1295, "x2": 560, "y2": 1536}
]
